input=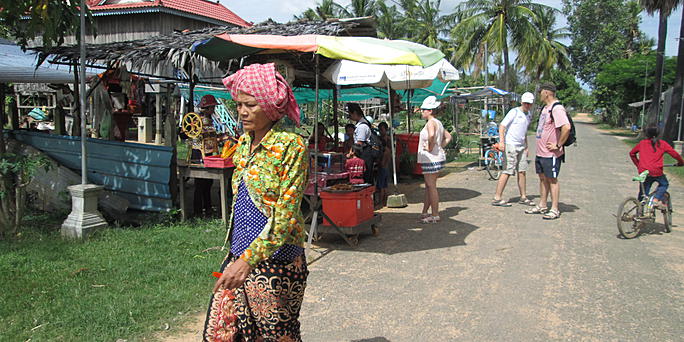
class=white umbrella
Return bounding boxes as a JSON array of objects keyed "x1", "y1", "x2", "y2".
[{"x1": 323, "y1": 58, "x2": 459, "y2": 89}]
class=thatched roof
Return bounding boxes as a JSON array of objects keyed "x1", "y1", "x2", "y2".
[{"x1": 32, "y1": 18, "x2": 377, "y2": 85}]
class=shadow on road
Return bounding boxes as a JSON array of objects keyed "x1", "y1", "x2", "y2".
[
  {"x1": 406, "y1": 187, "x2": 482, "y2": 204},
  {"x1": 314, "y1": 206, "x2": 479, "y2": 255},
  {"x1": 615, "y1": 222, "x2": 672, "y2": 239},
  {"x1": 351, "y1": 338, "x2": 391, "y2": 342}
]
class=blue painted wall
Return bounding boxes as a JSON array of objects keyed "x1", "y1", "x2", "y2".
[{"x1": 11, "y1": 130, "x2": 174, "y2": 211}]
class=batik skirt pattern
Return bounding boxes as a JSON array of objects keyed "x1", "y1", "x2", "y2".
[{"x1": 204, "y1": 254, "x2": 309, "y2": 342}]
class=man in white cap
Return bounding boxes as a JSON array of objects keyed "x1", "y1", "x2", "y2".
[{"x1": 491, "y1": 92, "x2": 535, "y2": 207}]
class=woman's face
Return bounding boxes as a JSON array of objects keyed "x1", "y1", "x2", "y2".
[
  {"x1": 420, "y1": 108, "x2": 433, "y2": 120},
  {"x1": 235, "y1": 92, "x2": 273, "y2": 133}
]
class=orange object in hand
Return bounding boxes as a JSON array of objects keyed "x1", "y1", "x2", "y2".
[{"x1": 212, "y1": 272, "x2": 222, "y2": 278}]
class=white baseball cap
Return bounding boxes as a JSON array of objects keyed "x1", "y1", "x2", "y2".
[
  {"x1": 420, "y1": 96, "x2": 441, "y2": 110},
  {"x1": 521, "y1": 92, "x2": 535, "y2": 104}
]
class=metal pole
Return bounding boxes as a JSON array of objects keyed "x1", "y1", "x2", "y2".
[
  {"x1": 79, "y1": 0, "x2": 87, "y2": 185},
  {"x1": 642, "y1": 59, "x2": 648, "y2": 129},
  {"x1": 388, "y1": 82, "x2": 398, "y2": 188}
]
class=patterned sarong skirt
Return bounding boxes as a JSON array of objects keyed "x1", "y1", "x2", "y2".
[{"x1": 203, "y1": 254, "x2": 309, "y2": 342}]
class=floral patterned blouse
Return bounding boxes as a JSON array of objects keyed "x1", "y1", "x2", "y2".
[{"x1": 226, "y1": 123, "x2": 309, "y2": 267}]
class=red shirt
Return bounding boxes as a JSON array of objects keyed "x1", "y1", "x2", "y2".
[
  {"x1": 345, "y1": 157, "x2": 366, "y2": 183},
  {"x1": 629, "y1": 139, "x2": 684, "y2": 177}
]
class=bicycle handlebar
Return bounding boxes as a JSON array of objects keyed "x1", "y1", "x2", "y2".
[{"x1": 632, "y1": 164, "x2": 682, "y2": 181}]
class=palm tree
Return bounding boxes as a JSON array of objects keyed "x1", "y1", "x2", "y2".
[
  {"x1": 293, "y1": 0, "x2": 345, "y2": 20},
  {"x1": 340, "y1": 0, "x2": 377, "y2": 17},
  {"x1": 375, "y1": 1, "x2": 406, "y2": 39},
  {"x1": 516, "y1": 6, "x2": 570, "y2": 80},
  {"x1": 664, "y1": 2, "x2": 684, "y2": 143},
  {"x1": 640, "y1": 0, "x2": 681, "y2": 130},
  {"x1": 399, "y1": 0, "x2": 454, "y2": 52},
  {"x1": 450, "y1": 0, "x2": 553, "y2": 91}
]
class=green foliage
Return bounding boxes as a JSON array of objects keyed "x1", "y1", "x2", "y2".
[
  {"x1": 549, "y1": 69, "x2": 594, "y2": 112},
  {"x1": 594, "y1": 53, "x2": 676, "y2": 125},
  {"x1": 450, "y1": 0, "x2": 557, "y2": 90},
  {"x1": 563, "y1": 0, "x2": 653, "y2": 87},
  {"x1": 0, "y1": 215, "x2": 226, "y2": 341},
  {"x1": 0, "y1": 0, "x2": 93, "y2": 50},
  {"x1": 0, "y1": 153, "x2": 51, "y2": 198}
]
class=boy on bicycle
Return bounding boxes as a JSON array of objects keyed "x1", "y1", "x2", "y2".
[{"x1": 629, "y1": 125, "x2": 684, "y2": 208}]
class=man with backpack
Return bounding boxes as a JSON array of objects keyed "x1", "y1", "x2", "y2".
[
  {"x1": 346, "y1": 103, "x2": 382, "y2": 184},
  {"x1": 525, "y1": 83, "x2": 572, "y2": 220}
]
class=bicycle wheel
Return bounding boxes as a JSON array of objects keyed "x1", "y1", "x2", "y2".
[
  {"x1": 617, "y1": 197, "x2": 644, "y2": 239},
  {"x1": 662, "y1": 192, "x2": 672, "y2": 233},
  {"x1": 484, "y1": 150, "x2": 502, "y2": 180}
]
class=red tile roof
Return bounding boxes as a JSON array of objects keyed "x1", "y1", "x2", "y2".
[{"x1": 88, "y1": 0, "x2": 251, "y2": 27}]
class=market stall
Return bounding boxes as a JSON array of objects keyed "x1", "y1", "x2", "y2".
[{"x1": 192, "y1": 33, "x2": 447, "y2": 246}]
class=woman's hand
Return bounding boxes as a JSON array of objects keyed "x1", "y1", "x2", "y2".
[{"x1": 213, "y1": 258, "x2": 253, "y2": 292}]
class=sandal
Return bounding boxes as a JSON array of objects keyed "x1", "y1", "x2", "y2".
[
  {"x1": 417, "y1": 213, "x2": 431, "y2": 222},
  {"x1": 518, "y1": 197, "x2": 534, "y2": 206},
  {"x1": 420, "y1": 215, "x2": 440, "y2": 223},
  {"x1": 542, "y1": 209, "x2": 561, "y2": 220},
  {"x1": 525, "y1": 205, "x2": 548, "y2": 214},
  {"x1": 491, "y1": 199, "x2": 512, "y2": 207}
]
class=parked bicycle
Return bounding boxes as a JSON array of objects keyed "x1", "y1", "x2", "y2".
[
  {"x1": 483, "y1": 140, "x2": 504, "y2": 180},
  {"x1": 616, "y1": 165, "x2": 678, "y2": 238}
]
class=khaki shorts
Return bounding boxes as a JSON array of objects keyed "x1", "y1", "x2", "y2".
[{"x1": 503, "y1": 144, "x2": 528, "y2": 175}]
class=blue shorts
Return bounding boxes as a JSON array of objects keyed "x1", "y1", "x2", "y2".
[
  {"x1": 376, "y1": 167, "x2": 389, "y2": 189},
  {"x1": 535, "y1": 156, "x2": 562, "y2": 178}
]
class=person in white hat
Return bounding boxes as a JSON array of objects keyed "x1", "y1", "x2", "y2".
[
  {"x1": 417, "y1": 96, "x2": 452, "y2": 223},
  {"x1": 491, "y1": 92, "x2": 535, "y2": 207}
]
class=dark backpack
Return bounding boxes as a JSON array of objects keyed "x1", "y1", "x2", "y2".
[
  {"x1": 548, "y1": 102, "x2": 576, "y2": 147},
  {"x1": 359, "y1": 121, "x2": 384, "y2": 158}
]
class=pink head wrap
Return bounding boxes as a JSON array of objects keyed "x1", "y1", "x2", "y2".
[{"x1": 222, "y1": 63, "x2": 300, "y2": 126}]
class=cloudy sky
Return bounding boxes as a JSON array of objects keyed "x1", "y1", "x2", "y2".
[{"x1": 221, "y1": 0, "x2": 682, "y2": 56}]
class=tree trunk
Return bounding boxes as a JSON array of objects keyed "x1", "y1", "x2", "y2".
[
  {"x1": 503, "y1": 40, "x2": 510, "y2": 92},
  {"x1": 645, "y1": 12, "x2": 668, "y2": 129},
  {"x1": 0, "y1": 83, "x2": 6, "y2": 155},
  {"x1": 664, "y1": 11, "x2": 684, "y2": 145}
]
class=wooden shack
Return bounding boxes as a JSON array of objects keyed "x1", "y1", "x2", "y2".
[{"x1": 64, "y1": 0, "x2": 252, "y2": 45}]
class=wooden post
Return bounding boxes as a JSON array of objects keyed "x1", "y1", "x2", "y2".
[
  {"x1": 10, "y1": 93, "x2": 19, "y2": 130},
  {"x1": 72, "y1": 61, "x2": 81, "y2": 136},
  {"x1": 155, "y1": 92, "x2": 162, "y2": 144},
  {"x1": 54, "y1": 88, "x2": 67, "y2": 135},
  {"x1": 165, "y1": 85, "x2": 179, "y2": 207}
]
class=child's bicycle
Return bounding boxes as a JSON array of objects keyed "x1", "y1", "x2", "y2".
[
  {"x1": 616, "y1": 165, "x2": 678, "y2": 238},
  {"x1": 483, "y1": 140, "x2": 504, "y2": 180}
]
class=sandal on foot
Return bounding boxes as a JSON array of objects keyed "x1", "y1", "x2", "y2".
[
  {"x1": 542, "y1": 209, "x2": 561, "y2": 220},
  {"x1": 518, "y1": 197, "x2": 534, "y2": 206},
  {"x1": 420, "y1": 215, "x2": 440, "y2": 223},
  {"x1": 525, "y1": 205, "x2": 548, "y2": 214},
  {"x1": 417, "y1": 213, "x2": 431, "y2": 222},
  {"x1": 491, "y1": 199, "x2": 512, "y2": 207}
]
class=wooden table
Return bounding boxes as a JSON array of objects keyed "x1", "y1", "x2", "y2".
[{"x1": 177, "y1": 161, "x2": 234, "y2": 225}]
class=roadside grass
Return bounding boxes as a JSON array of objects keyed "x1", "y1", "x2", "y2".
[
  {"x1": 0, "y1": 211, "x2": 226, "y2": 342},
  {"x1": 594, "y1": 126, "x2": 684, "y2": 182}
]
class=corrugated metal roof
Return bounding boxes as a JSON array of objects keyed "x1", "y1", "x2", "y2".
[
  {"x1": 89, "y1": 0, "x2": 252, "y2": 27},
  {"x1": 0, "y1": 41, "x2": 76, "y2": 83}
]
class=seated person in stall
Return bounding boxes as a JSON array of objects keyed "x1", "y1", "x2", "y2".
[
  {"x1": 308, "y1": 122, "x2": 332, "y2": 151},
  {"x1": 377, "y1": 122, "x2": 392, "y2": 207},
  {"x1": 345, "y1": 146, "x2": 366, "y2": 184},
  {"x1": 341, "y1": 123, "x2": 356, "y2": 153},
  {"x1": 192, "y1": 94, "x2": 220, "y2": 217}
]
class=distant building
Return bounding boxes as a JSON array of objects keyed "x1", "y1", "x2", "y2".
[{"x1": 64, "y1": 0, "x2": 252, "y2": 44}]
